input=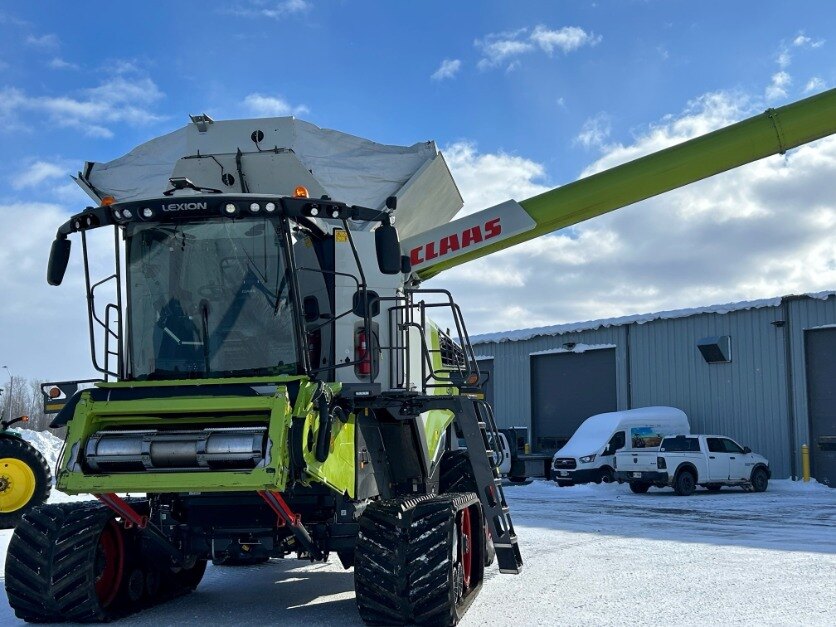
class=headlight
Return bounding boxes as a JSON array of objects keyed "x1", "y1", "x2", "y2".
[{"x1": 579, "y1": 454, "x2": 596, "y2": 464}]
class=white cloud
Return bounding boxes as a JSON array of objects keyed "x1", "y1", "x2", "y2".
[
  {"x1": 431, "y1": 59, "x2": 461, "y2": 81},
  {"x1": 25, "y1": 34, "x2": 59, "y2": 49},
  {"x1": 430, "y1": 91, "x2": 836, "y2": 336},
  {"x1": 12, "y1": 160, "x2": 68, "y2": 190},
  {"x1": 792, "y1": 32, "x2": 825, "y2": 49},
  {"x1": 442, "y1": 141, "x2": 550, "y2": 216},
  {"x1": 227, "y1": 0, "x2": 311, "y2": 19},
  {"x1": 530, "y1": 25, "x2": 601, "y2": 54},
  {"x1": 574, "y1": 113, "x2": 612, "y2": 150},
  {"x1": 242, "y1": 93, "x2": 309, "y2": 117},
  {"x1": 48, "y1": 57, "x2": 79, "y2": 70},
  {"x1": 776, "y1": 31, "x2": 825, "y2": 71},
  {"x1": 476, "y1": 25, "x2": 599, "y2": 70},
  {"x1": 804, "y1": 77, "x2": 825, "y2": 93},
  {"x1": 765, "y1": 71, "x2": 791, "y2": 101},
  {"x1": 0, "y1": 74, "x2": 165, "y2": 138},
  {"x1": 0, "y1": 202, "x2": 112, "y2": 381}
]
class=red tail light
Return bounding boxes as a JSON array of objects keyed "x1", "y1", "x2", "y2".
[{"x1": 356, "y1": 329, "x2": 371, "y2": 376}]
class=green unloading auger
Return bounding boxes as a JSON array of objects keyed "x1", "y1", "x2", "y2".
[{"x1": 406, "y1": 87, "x2": 836, "y2": 280}]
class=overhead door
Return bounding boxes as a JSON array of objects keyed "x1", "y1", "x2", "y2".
[
  {"x1": 805, "y1": 328, "x2": 836, "y2": 487},
  {"x1": 530, "y1": 349, "x2": 617, "y2": 454}
]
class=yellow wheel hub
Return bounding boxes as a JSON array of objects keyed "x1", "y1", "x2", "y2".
[{"x1": 0, "y1": 457, "x2": 37, "y2": 513}]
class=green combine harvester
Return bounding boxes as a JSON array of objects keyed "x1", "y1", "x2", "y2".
[{"x1": 5, "y1": 88, "x2": 835, "y2": 625}]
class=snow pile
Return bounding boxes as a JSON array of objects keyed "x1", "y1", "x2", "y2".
[
  {"x1": 12, "y1": 429, "x2": 64, "y2": 474},
  {"x1": 530, "y1": 343, "x2": 615, "y2": 356}
]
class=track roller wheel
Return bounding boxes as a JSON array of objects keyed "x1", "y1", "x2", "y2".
[{"x1": 355, "y1": 492, "x2": 485, "y2": 626}]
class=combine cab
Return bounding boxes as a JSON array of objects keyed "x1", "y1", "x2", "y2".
[{"x1": 5, "y1": 88, "x2": 835, "y2": 624}]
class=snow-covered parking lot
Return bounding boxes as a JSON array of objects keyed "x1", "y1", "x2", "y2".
[{"x1": 1, "y1": 479, "x2": 833, "y2": 626}]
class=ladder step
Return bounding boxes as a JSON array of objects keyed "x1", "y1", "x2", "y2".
[{"x1": 477, "y1": 421, "x2": 487, "y2": 429}]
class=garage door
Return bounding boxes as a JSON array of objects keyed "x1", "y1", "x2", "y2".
[
  {"x1": 530, "y1": 349, "x2": 617, "y2": 454},
  {"x1": 805, "y1": 328, "x2": 836, "y2": 487}
]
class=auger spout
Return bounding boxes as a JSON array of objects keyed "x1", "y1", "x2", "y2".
[{"x1": 407, "y1": 87, "x2": 836, "y2": 280}]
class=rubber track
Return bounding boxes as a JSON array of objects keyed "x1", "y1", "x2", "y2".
[
  {"x1": 439, "y1": 450, "x2": 478, "y2": 494},
  {"x1": 355, "y1": 493, "x2": 480, "y2": 626},
  {"x1": 5, "y1": 499, "x2": 205, "y2": 623},
  {"x1": 0, "y1": 437, "x2": 53, "y2": 529}
]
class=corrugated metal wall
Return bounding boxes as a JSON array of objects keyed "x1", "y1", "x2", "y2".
[
  {"x1": 628, "y1": 306, "x2": 791, "y2": 476},
  {"x1": 787, "y1": 295, "x2": 836, "y2": 460},
  {"x1": 473, "y1": 326, "x2": 628, "y2": 430},
  {"x1": 472, "y1": 294, "x2": 836, "y2": 480}
]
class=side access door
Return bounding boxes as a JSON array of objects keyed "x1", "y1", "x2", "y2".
[{"x1": 706, "y1": 437, "x2": 732, "y2": 481}]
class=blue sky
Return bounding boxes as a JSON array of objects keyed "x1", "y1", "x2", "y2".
[{"x1": 1, "y1": 1, "x2": 835, "y2": 380}]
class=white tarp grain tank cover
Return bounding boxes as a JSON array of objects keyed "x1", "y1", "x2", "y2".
[
  {"x1": 76, "y1": 116, "x2": 463, "y2": 238},
  {"x1": 556, "y1": 406, "x2": 689, "y2": 458}
]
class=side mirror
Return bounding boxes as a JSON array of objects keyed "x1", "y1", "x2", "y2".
[
  {"x1": 400, "y1": 254, "x2": 412, "y2": 275},
  {"x1": 47, "y1": 238, "x2": 71, "y2": 286},
  {"x1": 375, "y1": 222, "x2": 402, "y2": 275},
  {"x1": 743, "y1": 446, "x2": 752, "y2": 454}
]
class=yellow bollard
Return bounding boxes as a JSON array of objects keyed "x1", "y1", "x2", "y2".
[{"x1": 801, "y1": 444, "x2": 810, "y2": 482}]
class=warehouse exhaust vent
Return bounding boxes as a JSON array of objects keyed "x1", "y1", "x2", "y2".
[{"x1": 697, "y1": 335, "x2": 732, "y2": 363}]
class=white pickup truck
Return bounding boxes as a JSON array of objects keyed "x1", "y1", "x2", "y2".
[{"x1": 614, "y1": 434, "x2": 771, "y2": 496}]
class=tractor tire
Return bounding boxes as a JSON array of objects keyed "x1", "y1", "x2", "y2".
[
  {"x1": 674, "y1": 470, "x2": 697, "y2": 496},
  {"x1": 0, "y1": 437, "x2": 52, "y2": 529},
  {"x1": 5, "y1": 500, "x2": 205, "y2": 623},
  {"x1": 355, "y1": 493, "x2": 485, "y2": 626},
  {"x1": 628, "y1": 482, "x2": 651, "y2": 494}
]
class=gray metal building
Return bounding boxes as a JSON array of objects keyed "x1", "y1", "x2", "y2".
[{"x1": 471, "y1": 292, "x2": 836, "y2": 482}]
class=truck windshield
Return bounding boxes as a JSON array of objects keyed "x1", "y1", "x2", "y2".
[{"x1": 126, "y1": 219, "x2": 299, "y2": 379}]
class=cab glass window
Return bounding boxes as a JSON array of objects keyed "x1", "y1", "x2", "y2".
[
  {"x1": 707, "y1": 438, "x2": 725, "y2": 453},
  {"x1": 721, "y1": 438, "x2": 744, "y2": 454},
  {"x1": 608, "y1": 430, "x2": 626, "y2": 453}
]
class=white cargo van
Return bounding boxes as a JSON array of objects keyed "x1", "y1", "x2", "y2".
[{"x1": 551, "y1": 407, "x2": 690, "y2": 485}]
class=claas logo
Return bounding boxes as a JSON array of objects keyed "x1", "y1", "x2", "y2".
[{"x1": 410, "y1": 218, "x2": 502, "y2": 265}]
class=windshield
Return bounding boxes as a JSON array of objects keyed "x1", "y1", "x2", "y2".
[{"x1": 126, "y1": 219, "x2": 299, "y2": 379}]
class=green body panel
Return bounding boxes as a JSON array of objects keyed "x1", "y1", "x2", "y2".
[
  {"x1": 57, "y1": 377, "x2": 357, "y2": 497},
  {"x1": 423, "y1": 324, "x2": 456, "y2": 458},
  {"x1": 418, "y1": 88, "x2": 836, "y2": 278}
]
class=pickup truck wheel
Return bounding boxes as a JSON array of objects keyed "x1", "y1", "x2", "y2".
[
  {"x1": 628, "y1": 482, "x2": 650, "y2": 494},
  {"x1": 674, "y1": 470, "x2": 696, "y2": 496},
  {"x1": 705, "y1": 484, "x2": 722, "y2": 492},
  {"x1": 600, "y1": 467, "x2": 614, "y2": 484},
  {"x1": 750, "y1": 467, "x2": 769, "y2": 493}
]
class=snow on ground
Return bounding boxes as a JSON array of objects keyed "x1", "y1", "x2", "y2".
[
  {"x1": 0, "y1": 479, "x2": 833, "y2": 626},
  {"x1": 12, "y1": 429, "x2": 64, "y2": 475}
]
